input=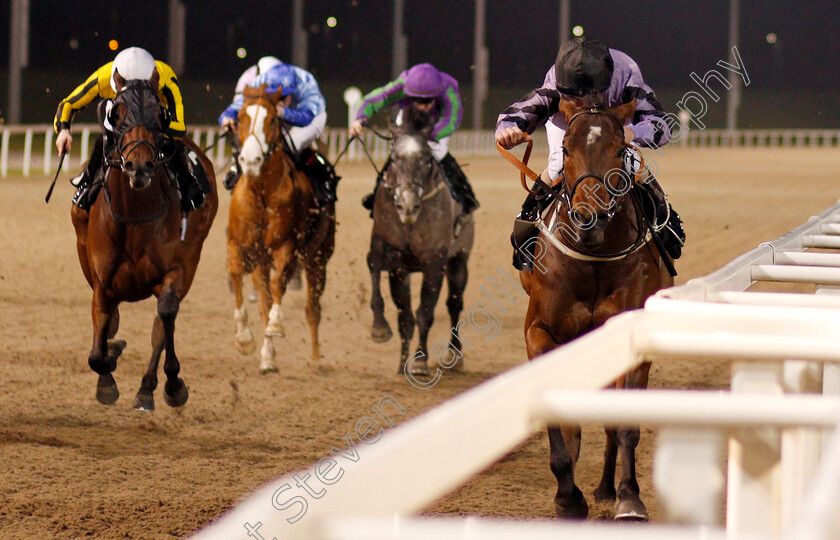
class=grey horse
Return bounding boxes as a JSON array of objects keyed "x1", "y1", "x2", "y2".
[{"x1": 367, "y1": 109, "x2": 475, "y2": 376}]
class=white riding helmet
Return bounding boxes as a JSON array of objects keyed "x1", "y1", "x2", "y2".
[
  {"x1": 110, "y1": 47, "x2": 157, "y2": 92},
  {"x1": 257, "y1": 56, "x2": 281, "y2": 75}
]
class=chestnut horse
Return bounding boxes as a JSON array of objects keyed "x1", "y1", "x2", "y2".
[
  {"x1": 227, "y1": 84, "x2": 335, "y2": 373},
  {"x1": 519, "y1": 100, "x2": 673, "y2": 520},
  {"x1": 70, "y1": 71, "x2": 218, "y2": 410}
]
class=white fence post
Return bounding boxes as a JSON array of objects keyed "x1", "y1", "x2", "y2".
[
  {"x1": 22, "y1": 128, "x2": 32, "y2": 176},
  {"x1": 727, "y1": 362, "x2": 784, "y2": 535},
  {"x1": 1, "y1": 130, "x2": 10, "y2": 177},
  {"x1": 44, "y1": 129, "x2": 53, "y2": 174}
]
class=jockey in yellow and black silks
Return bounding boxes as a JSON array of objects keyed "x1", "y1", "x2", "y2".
[{"x1": 54, "y1": 47, "x2": 209, "y2": 212}]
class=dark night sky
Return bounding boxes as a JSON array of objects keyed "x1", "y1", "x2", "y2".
[{"x1": 2, "y1": 0, "x2": 839, "y2": 90}]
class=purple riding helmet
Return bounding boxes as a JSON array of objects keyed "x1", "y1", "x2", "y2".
[{"x1": 404, "y1": 63, "x2": 444, "y2": 98}]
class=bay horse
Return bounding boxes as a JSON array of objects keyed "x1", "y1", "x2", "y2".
[
  {"x1": 227, "y1": 84, "x2": 335, "y2": 373},
  {"x1": 519, "y1": 100, "x2": 673, "y2": 520},
  {"x1": 70, "y1": 70, "x2": 218, "y2": 410},
  {"x1": 368, "y1": 108, "x2": 474, "y2": 376}
]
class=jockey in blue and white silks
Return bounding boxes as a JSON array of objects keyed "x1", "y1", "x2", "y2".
[
  {"x1": 218, "y1": 61, "x2": 339, "y2": 204},
  {"x1": 220, "y1": 61, "x2": 327, "y2": 155}
]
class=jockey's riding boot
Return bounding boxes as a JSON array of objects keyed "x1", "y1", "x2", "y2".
[
  {"x1": 510, "y1": 191, "x2": 547, "y2": 272},
  {"x1": 224, "y1": 152, "x2": 241, "y2": 191},
  {"x1": 301, "y1": 148, "x2": 341, "y2": 205},
  {"x1": 169, "y1": 140, "x2": 210, "y2": 213},
  {"x1": 362, "y1": 157, "x2": 392, "y2": 217},
  {"x1": 438, "y1": 153, "x2": 480, "y2": 215},
  {"x1": 71, "y1": 136, "x2": 105, "y2": 211},
  {"x1": 641, "y1": 177, "x2": 686, "y2": 260}
]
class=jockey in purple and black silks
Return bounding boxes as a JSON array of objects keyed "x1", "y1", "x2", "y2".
[
  {"x1": 350, "y1": 63, "x2": 479, "y2": 215},
  {"x1": 495, "y1": 38, "x2": 685, "y2": 271}
]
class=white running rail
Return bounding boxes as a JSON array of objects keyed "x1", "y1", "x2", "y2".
[
  {"x1": 0, "y1": 124, "x2": 530, "y2": 178},
  {"x1": 189, "y1": 201, "x2": 840, "y2": 540}
]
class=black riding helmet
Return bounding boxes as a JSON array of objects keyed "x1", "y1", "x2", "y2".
[{"x1": 554, "y1": 38, "x2": 614, "y2": 98}]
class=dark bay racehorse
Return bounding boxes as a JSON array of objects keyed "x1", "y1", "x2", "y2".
[
  {"x1": 70, "y1": 70, "x2": 218, "y2": 410},
  {"x1": 368, "y1": 108, "x2": 474, "y2": 376},
  {"x1": 227, "y1": 84, "x2": 335, "y2": 373},
  {"x1": 520, "y1": 100, "x2": 673, "y2": 520}
]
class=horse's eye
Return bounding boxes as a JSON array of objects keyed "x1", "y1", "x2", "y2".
[{"x1": 561, "y1": 146, "x2": 569, "y2": 156}]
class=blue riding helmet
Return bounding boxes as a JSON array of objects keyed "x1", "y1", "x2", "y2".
[{"x1": 263, "y1": 63, "x2": 297, "y2": 96}]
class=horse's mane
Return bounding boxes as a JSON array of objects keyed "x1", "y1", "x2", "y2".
[{"x1": 400, "y1": 105, "x2": 434, "y2": 136}]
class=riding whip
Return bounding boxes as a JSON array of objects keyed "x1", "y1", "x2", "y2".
[{"x1": 44, "y1": 151, "x2": 67, "y2": 204}]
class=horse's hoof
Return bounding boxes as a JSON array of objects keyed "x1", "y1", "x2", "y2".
[
  {"x1": 289, "y1": 274, "x2": 303, "y2": 291},
  {"x1": 235, "y1": 331, "x2": 256, "y2": 355},
  {"x1": 409, "y1": 359, "x2": 430, "y2": 377},
  {"x1": 593, "y1": 484, "x2": 617, "y2": 504},
  {"x1": 371, "y1": 325, "x2": 393, "y2": 343},
  {"x1": 132, "y1": 390, "x2": 155, "y2": 411},
  {"x1": 163, "y1": 379, "x2": 189, "y2": 408},
  {"x1": 95, "y1": 376, "x2": 119, "y2": 406},
  {"x1": 554, "y1": 489, "x2": 589, "y2": 519},
  {"x1": 259, "y1": 360, "x2": 279, "y2": 375},
  {"x1": 614, "y1": 498, "x2": 648, "y2": 521},
  {"x1": 265, "y1": 323, "x2": 285, "y2": 337}
]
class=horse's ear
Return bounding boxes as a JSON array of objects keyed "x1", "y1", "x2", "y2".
[
  {"x1": 558, "y1": 98, "x2": 580, "y2": 124},
  {"x1": 113, "y1": 69, "x2": 126, "y2": 92},
  {"x1": 149, "y1": 67, "x2": 160, "y2": 89},
  {"x1": 269, "y1": 85, "x2": 286, "y2": 104},
  {"x1": 243, "y1": 83, "x2": 268, "y2": 100},
  {"x1": 611, "y1": 99, "x2": 637, "y2": 125}
]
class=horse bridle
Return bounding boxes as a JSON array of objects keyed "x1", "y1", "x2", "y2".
[
  {"x1": 241, "y1": 96, "x2": 282, "y2": 163},
  {"x1": 106, "y1": 81, "x2": 172, "y2": 172},
  {"x1": 552, "y1": 108, "x2": 650, "y2": 258},
  {"x1": 382, "y1": 140, "x2": 442, "y2": 204},
  {"x1": 558, "y1": 108, "x2": 629, "y2": 211},
  {"x1": 102, "y1": 81, "x2": 174, "y2": 224}
]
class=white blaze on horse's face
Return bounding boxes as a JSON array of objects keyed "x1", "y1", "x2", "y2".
[
  {"x1": 239, "y1": 104, "x2": 270, "y2": 177},
  {"x1": 396, "y1": 136, "x2": 423, "y2": 157},
  {"x1": 587, "y1": 126, "x2": 602, "y2": 146},
  {"x1": 391, "y1": 136, "x2": 426, "y2": 224}
]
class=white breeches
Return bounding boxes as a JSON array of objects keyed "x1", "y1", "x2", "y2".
[
  {"x1": 285, "y1": 111, "x2": 327, "y2": 155},
  {"x1": 546, "y1": 121, "x2": 567, "y2": 181}
]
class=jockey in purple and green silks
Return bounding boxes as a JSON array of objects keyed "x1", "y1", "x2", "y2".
[{"x1": 350, "y1": 63, "x2": 479, "y2": 215}]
